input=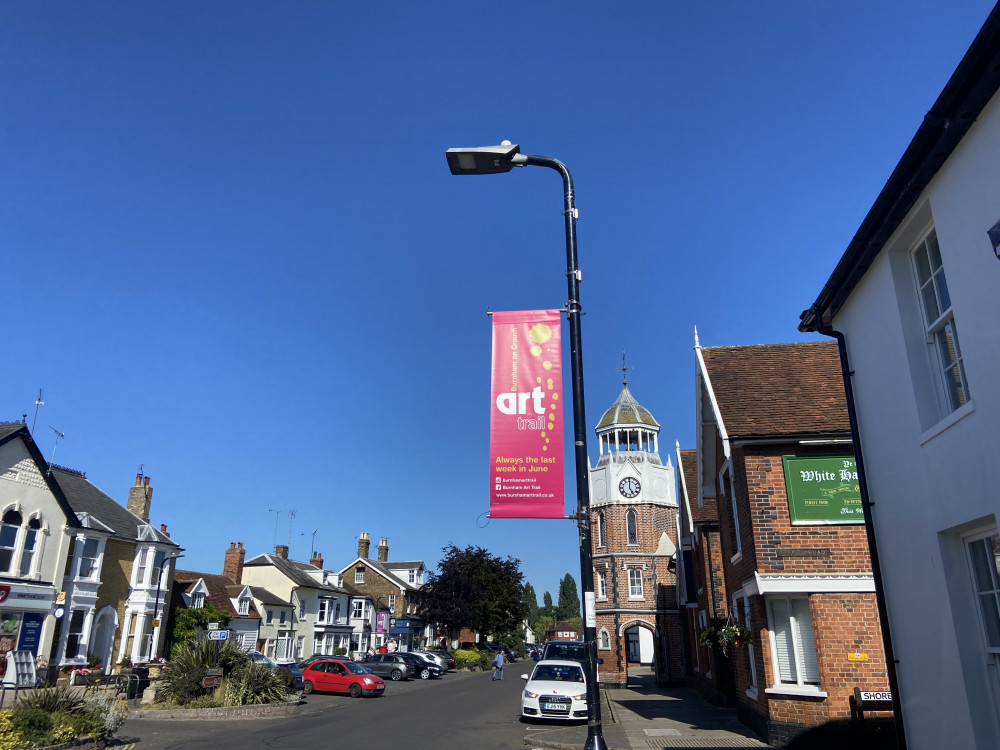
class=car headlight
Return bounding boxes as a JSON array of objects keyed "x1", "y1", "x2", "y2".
[
  {"x1": 523, "y1": 690, "x2": 539, "y2": 699},
  {"x1": 363, "y1": 678, "x2": 375, "y2": 685},
  {"x1": 570, "y1": 693, "x2": 586, "y2": 701}
]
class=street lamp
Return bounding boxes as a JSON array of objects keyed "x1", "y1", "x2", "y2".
[
  {"x1": 446, "y1": 142, "x2": 606, "y2": 750},
  {"x1": 148, "y1": 551, "x2": 184, "y2": 662}
]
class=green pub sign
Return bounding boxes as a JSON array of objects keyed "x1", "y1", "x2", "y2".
[{"x1": 781, "y1": 454, "x2": 863, "y2": 524}]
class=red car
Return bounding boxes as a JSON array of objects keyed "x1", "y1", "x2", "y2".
[{"x1": 301, "y1": 658, "x2": 385, "y2": 697}]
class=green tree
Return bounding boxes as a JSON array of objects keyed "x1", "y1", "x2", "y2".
[
  {"x1": 168, "y1": 603, "x2": 231, "y2": 649},
  {"x1": 523, "y1": 582, "x2": 539, "y2": 622},
  {"x1": 419, "y1": 545, "x2": 528, "y2": 642},
  {"x1": 556, "y1": 573, "x2": 581, "y2": 620}
]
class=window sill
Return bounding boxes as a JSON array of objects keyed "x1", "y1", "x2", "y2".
[
  {"x1": 765, "y1": 685, "x2": 827, "y2": 699},
  {"x1": 627, "y1": 596, "x2": 645, "y2": 601},
  {"x1": 919, "y1": 399, "x2": 975, "y2": 445}
]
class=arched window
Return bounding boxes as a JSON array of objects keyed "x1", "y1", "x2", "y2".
[
  {"x1": 598, "y1": 512, "x2": 606, "y2": 547},
  {"x1": 598, "y1": 628, "x2": 611, "y2": 650},
  {"x1": 0, "y1": 510, "x2": 22, "y2": 574},
  {"x1": 19, "y1": 518, "x2": 41, "y2": 577},
  {"x1": 626, "y1": 509, "x2": 638, "y2": 546}
]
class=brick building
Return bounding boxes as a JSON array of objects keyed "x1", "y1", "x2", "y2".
[
  {"x1": 587, "y1": 379, "x2": 684, "y2": 687},
  {"x1": 694, "y1": 338, "x2": 889, "y2": 744}
]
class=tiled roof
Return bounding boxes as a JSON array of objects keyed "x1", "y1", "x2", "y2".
[
  {"x1": 174, "y1": 569, "x2": 261, "y2": 620},
  {"x1": 701, "y1": 341, "x2": 849, "y2": 439},
  {"x1": 50, "y1": 467, "x2": 179, "y2": 547},
  {"x1": 679, "y1": 449, "x2": 717, "y2": 524},
  {"x1": 248, "y1": 586, "x2": 292, "y2": 607},
  {"x1": 244, "y1": 553, "x2": 347, "y2": 593},
  {"x1": 596, "y1": 384, "x2": 659, "y2": 430}
]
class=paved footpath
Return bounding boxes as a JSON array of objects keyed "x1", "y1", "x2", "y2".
[{"x1": 529, "y1": 666, "x2": 769, "y2": 750}]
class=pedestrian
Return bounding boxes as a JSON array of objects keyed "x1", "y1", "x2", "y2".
[
  {"x1": 491, "y1": 650, "x2": 504, "y2": 681},
  {"x1": 366, "y1": 645, "x2": 375, "y2": 659}
]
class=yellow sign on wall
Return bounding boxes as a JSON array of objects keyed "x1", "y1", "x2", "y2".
[{"x1": 847, "y1": 652, "x2": 869, "y2": 662}]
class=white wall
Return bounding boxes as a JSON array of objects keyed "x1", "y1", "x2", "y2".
[{"x1": 832, "y1": 89, "x2": 1000, "y2": 750}]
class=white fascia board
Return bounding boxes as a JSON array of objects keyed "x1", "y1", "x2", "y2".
[
  {"x1": 675, "y1": 440, "x2": 694, "y2": 535},
  {"x1": 749, "y1": 572, "x2": 876, "y2": 595},
  {"x1": 695, "y1": 345, "x2": 730, "y2": 459}
]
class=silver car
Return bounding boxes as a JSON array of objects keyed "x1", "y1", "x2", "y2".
[{"x1": 411, "y1": 650, "x2": 448, "y2": 670}]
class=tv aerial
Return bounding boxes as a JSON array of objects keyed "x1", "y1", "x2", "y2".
[{"x1": 47, "y1": 426, "x2": 65, "y2": 474}]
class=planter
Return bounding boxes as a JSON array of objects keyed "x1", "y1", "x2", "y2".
[{"x1": 147, "y1": 664, "x2": 164, "y2": 679}]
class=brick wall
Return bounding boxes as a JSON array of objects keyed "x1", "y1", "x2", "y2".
[{"x1": 95, "y1": 539, "x2": 135, "y2": 661}]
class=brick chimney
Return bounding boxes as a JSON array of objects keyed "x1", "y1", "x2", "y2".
[
  {"x1": 358, "y1": 532, "x2": 370, "y2": 559},
  {"x1": 275, "y1": 544, "x2": 289, "y2": 559},
  {"x1": 127, "y1": 475, "x2": 153, "y2": 522},
  {"x1": 377, "y1": 537, "x2": 389, "y2": 562},
  {"x1": 160, "y1": 523, "x2": 170, "y2": 538},
  {"x1": 223, "y1": 542, "x2": 245, "y2": 583},
  {"x1": 310, "y1": 551, "x2": 323, "y2": 568}
]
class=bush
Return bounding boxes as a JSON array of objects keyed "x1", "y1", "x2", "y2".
[
  {"x1": 10, "y1": 706, "x2": 52, "y2": 746},
  {"x1": 334, "y1": 647, "x2": 347, "y2": 656},
  {"x1": 453, "y1": 648, "x2": 482, "y2": 670},
  {"x1": 161, "y1": 638, "x2": 249, "y2": 705},
  {"x1": 225, "y1": 662, "x2": 288, "y2": 705},
  {"x1": 14, "y1": 685, "x2": 85, "y2": 714}
]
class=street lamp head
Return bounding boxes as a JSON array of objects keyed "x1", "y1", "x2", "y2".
[{"x1": 446, "y1": 142, "x2": 523, "y2": 175}]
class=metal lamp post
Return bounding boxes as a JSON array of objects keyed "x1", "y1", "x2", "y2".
[
  {"x1": 148, "y1": 551, "x2": 184, "y2": 662},
  {"x1": 446, "y1": 142, "x2": 606, "y2": 750}
]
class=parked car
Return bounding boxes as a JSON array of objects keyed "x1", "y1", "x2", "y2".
[
  {"x1": 397, "y1": 651, "x2": 443, "y2": 679},
  {"x1": 247, "y1": 651, "x2": 304, "y2": 690},
  {"x1": 483, "y1": 643, "x2": 518, "y2": 662},
  {"x1": 423, "y1": 650, "x2": 457, "y2": 670},
  {"x1": 540, "y1": 641, "x2": 586, "y2": 663},
  {"x1": 362, "y1": 653, "x2": 415, "y2": 681},
  {"x1": 520, "y1": 659, "x2": 588, "y2": 721},
  {"x1": 412, "y1": 650, "x2": 449, "y2": 670},
  {"x1": 301, "y1": 658, "x2": 385, "y2": 697}
]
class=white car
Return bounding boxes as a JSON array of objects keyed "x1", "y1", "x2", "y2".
[{"x1": 520, "y1": 659, "x2": 588, "y2": 721}]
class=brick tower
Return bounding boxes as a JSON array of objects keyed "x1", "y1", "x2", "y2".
[{"x1": 588, "y1": 376, "x2": 683, "y2": 687}]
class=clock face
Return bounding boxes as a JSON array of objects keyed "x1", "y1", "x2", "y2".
[{"x1": 619, "y1": 477, "x2": 641, "y2": 498}]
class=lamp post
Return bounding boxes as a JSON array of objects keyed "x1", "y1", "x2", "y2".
[
  {"x1": 148, "y1": 551, "x2": 184, "y2": 662},
  {"x1": 446, "y1": 142, "x2": 605, "y2": 750}
]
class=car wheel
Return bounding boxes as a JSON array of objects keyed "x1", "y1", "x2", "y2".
[
  {"x1": 303, "y1": 681, "x2": 314, "y2": 695},
  {"x1": 419, "y1": 668, "x2": 430, "y2": 680},
  {"x1": 390, "y1": 669, "x2": 402, "y2": 681},
  {"x1": 349, "y1": 683, "x2": 362, "y2": 698}
]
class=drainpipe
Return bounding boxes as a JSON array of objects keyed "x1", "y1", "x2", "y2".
[{"x1": 813, "y1": 310, "x2": 906, "y2": 750}]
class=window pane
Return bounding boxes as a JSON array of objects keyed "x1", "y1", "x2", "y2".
[
  {"x1": 921, "y1": 282, "x2": 940, "y2": 323},
  {"x1": 926, "y1": 231, "x2": 942, "y2": 272},
  {"x1": 937, "y1": 321, "x2": 969, "y2": 409},
  {"x1": 978, "y1": 593, "x2": 1000, "y2": 647},
  {"x1": 914, "y1": 245, "x2": 932, "y2": 285},
  {"x1": 791, "y1": 598, "x2": 820, "y2": 684},
  {"x1": 19, "y1": 528, "x2": 37, "y2": 576},
  {"x1": 936, "y1": 271, "x2": 951, "y2": 311}
]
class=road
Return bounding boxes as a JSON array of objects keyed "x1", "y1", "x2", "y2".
[{"x1": 117, "y1": 664, "x2": 549, "y2": 750}]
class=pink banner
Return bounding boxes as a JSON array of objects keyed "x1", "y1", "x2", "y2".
[{"x1": 489, "y1": 310, "x2": 564, "y2": 518}]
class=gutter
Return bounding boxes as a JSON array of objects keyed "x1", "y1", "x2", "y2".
[{"x1": 812, "y1": 311, "x2": 906, "y2": 750}]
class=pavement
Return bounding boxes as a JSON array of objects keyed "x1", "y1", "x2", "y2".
[{"x1": 525, "y1": 665, "x2": 769, "y2": 750}]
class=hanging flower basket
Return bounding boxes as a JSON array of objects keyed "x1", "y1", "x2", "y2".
[{"x1": 700, "y1": 625, "x2": 752, "y2": 657}]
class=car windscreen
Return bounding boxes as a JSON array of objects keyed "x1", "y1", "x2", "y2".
[
  {"x1": 532, "y1": 664, "x2": 584, "y2": 682},
  {"x1": 344, "y1": 661, "x2": 367, "y2": 675},
  {"x1": 545, "y1": 644, "x2": 585, "y2": 660}
]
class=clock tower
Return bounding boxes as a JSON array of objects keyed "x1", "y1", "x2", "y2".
[{"x1": 588, "y1": 376, "x2": 683, "y2": 687}]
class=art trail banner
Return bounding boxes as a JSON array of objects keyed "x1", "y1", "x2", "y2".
[{"x1": 489, "y1": 310, "x2": 564, "y2": 518}]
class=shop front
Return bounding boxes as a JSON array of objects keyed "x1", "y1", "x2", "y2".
[{"x1": 0, "y1": 582, "x2": 55, "y2": 678}]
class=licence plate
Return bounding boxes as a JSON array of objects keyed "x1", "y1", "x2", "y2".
[{"x1": 542, "y1": 702, "x2": 569, "y2": 712}]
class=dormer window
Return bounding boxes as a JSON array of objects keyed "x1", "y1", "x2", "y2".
[
  {"x1": 238, "y1": 597, "x2": 250, "y2": 616},
  {"x1": 191, "y1": 592, "x2": 205, "y2": 609},
  {"x1": 408, "y1": 569, "x2": 416, "y2": 583}
]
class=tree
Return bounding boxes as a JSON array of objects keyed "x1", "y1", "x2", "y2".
[
  {"x1": 523, "y1": 583, "x2": 539, "y2": 622},
  {"x1": 542, "y1": 591, "x2": 554, "y2": 620},
  {"x1": 168, "y1": 602, "x2": 231, "y2": 650},
  {"x1": 419, "y1": 545, "x2": 528, "y2": 642},
  {"x1": 556, "y1": 573, "x2": 581, "y2": 621}
]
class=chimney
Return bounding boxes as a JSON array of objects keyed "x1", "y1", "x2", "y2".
[
  {"x1": 358, "y1": 532, "x2": 370, "y2": 559},
  {"x1": 160, "y1": 523, "x2": 170, "y2": 538},
  {"x1": 310, "y1": 551, "x2": 324, "y2": 568},
  {"x1": 223, "y1": 542, "x2": 245, "y2": 583},
  {"x1": 127, "y1": 475, "x2": 153, "y2": 522},
  {"x1": 377, "y1": 537, "x2": 389, "y2": 563},
  {"x1": 275, "y1": 544, "x2": 289, "y2": 559}
]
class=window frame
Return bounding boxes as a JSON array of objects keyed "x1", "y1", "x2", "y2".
[
  {"x1": 597, "y1": 512, "x2": 606, "y2": 547},
  {"x1": 355, "y1": 567, "x2": 365, "y2": 584},
  {"x1": 764, "y1": 595, "x2": 823, "y2": 696},
  {"x1": 627, "y1": 567, "x2": 643, "y2": 599},
  {"x1": 964, "y1": 529, "x2": 1000, "y2": 654},
  {"x1": 911, "y1": 228, "x2": 971, "y2": 413},
  {"x1": 626, "y1": 509, "x2": 638, "y2": 546},
  {"x1": 596, "y1": 570, "x2": 607, "y2": 600},
  {"x1": 0, "y1": 510, "x2": 22, "y2": 575}
]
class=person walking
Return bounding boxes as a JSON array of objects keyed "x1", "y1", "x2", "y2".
[{"x1": 491, "y1": 650, "x2": 505, "y2": 681}]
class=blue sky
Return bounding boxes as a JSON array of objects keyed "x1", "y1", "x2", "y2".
[{"x1": 2, "y1": 1, "x2": 994, "y2": 607}]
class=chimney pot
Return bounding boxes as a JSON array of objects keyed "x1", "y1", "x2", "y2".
[
  {"x1": 135, "y1": 475, "x2": 142, "y2": 487},
  {"x1": 144, "y1": 476, "x2": 151, "y2": 487}
]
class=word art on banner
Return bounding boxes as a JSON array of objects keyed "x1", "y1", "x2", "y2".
[{"x1": 489, "y1": 310, "x2": 564, "y2": 518}]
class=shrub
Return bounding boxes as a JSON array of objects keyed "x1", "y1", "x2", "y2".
[
  {"x1": 15, "y1": 685, "x2": 85, "y2": 714},
  {"x1": 81, "y1": 690, "x2": 129, "y2": 740},
  {"x1": 161, "y1": 638, "x2": 249, "y2": 705},
  {"x1": 453, "y1": 648, "x2": 481, "y2": 670},
  {"x1": 225, "y1": 662, "x2": 287, "y2": 705},
  {"x1": 334, "y1": 647, "x2": 347, "y2": 656},
  {"x1": 10, "y1": 706, "x2": 53, "y2": 746}
]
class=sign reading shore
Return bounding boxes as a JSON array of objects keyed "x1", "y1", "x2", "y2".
[
  {"x1": 782, "y1": 454, "x2": 863, "y2": 524},
  {"x1": 489, "y1": 310, "x2": 564, "y2": 518}
]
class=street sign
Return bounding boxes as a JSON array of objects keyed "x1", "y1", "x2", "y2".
[
  {"x1": 151, "y1": 619, "x2": 160, "y2": 628},
  {"x1": 206, "y1": 667, "x2": 224, "y2": 677},
  {"x1": 202, "y1": 676, "x2": 223, "y2": 688},
  {"x1": 207, "y1": 630, "x2": 229, "y2": 641},
  {"x1": 207, "y1": 622, "x2": 219, "y2": 630}
]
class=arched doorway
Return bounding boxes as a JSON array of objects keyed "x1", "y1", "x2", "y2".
[
  {"x1": 624, "y1": 624, "x2": 654, "y2": 664},
  {"x1": 89, "y1": 606, "x2": 117, "y2": 669}
]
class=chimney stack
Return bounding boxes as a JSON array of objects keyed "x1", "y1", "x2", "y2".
[
  {"x1": 310, "y1": 551, "x2": 324, "y2": 568},
  {"x1": 358, "y1": 532, "x2": 370, "y2": 559},
  {"x1": 127, "y1": 475, "x2": 153, "y2": 522},
  {"x1": 377, "y1": 537, "x2": 389, "y2": 563},
  {"x1": 160, "y1": 523, "x2": 170, "y2": 538},
  {"x1": 223, "y1": 542, "x2": 245, "y2": 583},
  {"x1": 275, "y1": 544, "x2": 289, "y2": 559}
]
